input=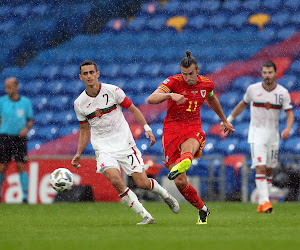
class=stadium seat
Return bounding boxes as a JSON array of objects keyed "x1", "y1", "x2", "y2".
[
  {"x1": 139, "y1": 2, "x2": 160, "y2": 16},
  {"x1": 150, "y1": 123, "x2": 164, "y2": 139},
  {"x1": 219, "y1": 92, "x2": 240, "y2": 109},
  {"x1": 290, "y1": 59, "x2": 300, "y2": 74},
  {"x1": 222, "y1": 0, "x2": 241, "y2": 13},
  {"x1": 290, "y1": 92, "x2": 300, "y2": 107},
  {"x1": 276, "y1": 27, "x2": 298, "y2": 41},
  {"x1": 160, "y1": 1, "x2": 181, "y2": 15},
  {"x1": 128, "y1": 16, "x2": 147, "y2": 31},
  {"x1": 34, "y1": 111, "x2": 55, "y2": 126},
  {"x1": 235, "y1": 140, "x2": 250, "y2": 155},
  {"x1": 228, "y1": 12, "x2": 249, "y2": 30},
  {"x1": 269, "y1": 12, "x2": 290, "y2": 28},
  {"x1": 261, "y1": 0, "x2": 282, "y2": 11},
  {"x1": 281, "y1": 137, "x2": 300, "y2": 155},
  {"x1": 47, "y1": 95, "x2": 72, "y2": 111},
  {"x1": 27, "y1": 140, "x2": 44, "y2": 151},
  {"x1": 207, "y1": 13, "x2": 228, "y2": 29},
  {"x1": 106, "y1": 18, "x2": 126, "y2": 32},
  {"x1": 277, "y1": 74, "x2": 298, "y2": 91},
  {"x1": 145, "y1": 15, "x2": 168, "y2": 31},
  {"x1": 56, "y1": 125, "x2": 79, "y2": 138},
  {"x1": 241, "y1": 0, "x2": 261, "y2": 12},
  {"x1": 283, "y1": 0, "x2": 300, "y2": 11},
  {"x1": 202, "y1": 138, "x2": 217, "y2": 155},
  {"x1": 200, "y1": 0, "x2": 220, "y2": 13},
  {"x1": 214, "y1": 138, "x2": 239, "y2": 155},
  {"x1": 181, "y1": 1, "x2": 201, "y2": 15},
  {"x1": 35, "y1": 125, "x2": 59, "y2": 141},
  {"x1": 186, "y1": 15, "x2": 206, "y2": 30},
  {"x1": 232, "y1": 76, "x2": 255, "y2": 92}
]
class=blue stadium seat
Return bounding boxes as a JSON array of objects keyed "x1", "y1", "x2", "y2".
[
  {"x1": 140, "y1": 63, "x2": 162, "y2": 77},
  {"x1": 34, "y1": 111, "x2": 55, "y2": 126},
  {"x1": 281, "y1": 137, "x2": 300, "y2": 155},
  {"x1": 61, "y1": 65, "x2": 79, "y2": 80},
  {"x1": 34, "y1": 125, "x2": 59, "y2": 141},
  {"x1": 222, "y1": 0, "x2": 241, "y2": 13},
  {"x1": 261, "y1": 0, "x2": 282, "y2": 11},
  {"x1": 200, "y1": 0, "x2": 221, "y2": 13},
  {"x1": 119, "y1": 63, "x2": 141, "y2": 78},
  {"x1": 160, "y1": 1, "x2": 180, "y2": 15},
  {"x1": 56, "y1": 125, "x2": 79, "y2": 138},
  {"x1": 290, "y1": 60, "x2": 300, "y2": 74},
  {"x1": 83, "y1": 142, "x2": 94, "y2": 155},
  {"x1": 52, "y1": 110, "x2": 77, "y2": 126},
  {"x1": 290, "y1": 12, "x2": 300, "y2": 26},
  {"x1": 228, "y1": 12, "x2": 249, "y2": 29},
  {"x1": 31, "y1": 4, "x2": 50, "y2": 16},
  {"x1": 150, "y1": 123, "x2": 164, "y2": 139},
  {"x1": 276, "y1": 27, "x2": 298, "y2": 41},
  {"x1": 205, "y1": 61, "x2": 226, "y2": 73},
  {"x1": 232, "y1": 76, "x2": 255, "y2": 92},
  {"x1": 132, "y1": 93, "x2": 149, "y2": 106},
  {"x1": 201, "y1": 108, "x2": 221, "y2": 125},
  {"x1": 47, "y1": 95, "x2": 72, "y2": 111},
  {"x1": 160, "y1": 63, "x2": 180, "y2": 76},
  {"x1": 186, "y1": 15, "x2": 207, "y2": 30},
  {"x1": 270, "y1": 12, "x2": 290, "y2": 28},
  {"x1": 233, "y1": 122, "x2": 249, "y2": 139},
  {"x1": 203, "y1": 138, "x2": 217, "y2": 155},
  {"x1": 31, "y1": 95, "x2": 49, "y2": 111},
  {"x1": 256, "y1": 27, "x2": 276, "y2": 43},
  {"x1": 27, "y1": 140, "x2": 44, "y2": 151},
  {"x1": 235, "y1": 141, "x2": 250, "y2": 155},
  {"x1": 277, "y1": 74, "x2": 298, "y2": 91},
  {"x1": 241, "y1": 0, "x2": 261, "y2": 11},
  {"x1": 128, "y1": 16, "x2": 147, "y2": 31},
  {"x1": 207, "y1": 13, "x2": 228, "y2": 29},
  {"x1": 219, "y1": 92, "x2": 241, "y2": 108},
  {"x1": 181, "y1": 1, "x2": 201, "y2": 15},
  {"x1": 213, "y1": 138, "x2": 239, "y2": 155},
  {"x1": 146, "y1": 15, "x2": 167, "y2": 31},
  {"x1": 283, "y1": 0, "x2": 300, "y2": 11}
]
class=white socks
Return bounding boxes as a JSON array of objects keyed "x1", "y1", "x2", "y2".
[
  {"x1": 120, "y1": 187, "x2": 152, "y2": 218},
  {"x1": 148, "y1": 178, "x2": 169, "y2": 199},
  {"x1": 255, "y1": 174, "x2": 269, "y2": 204}
]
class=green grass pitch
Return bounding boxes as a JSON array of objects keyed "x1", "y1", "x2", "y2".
[{"x1": 0, "y1": 202, "x2": 299, "y2": 250}]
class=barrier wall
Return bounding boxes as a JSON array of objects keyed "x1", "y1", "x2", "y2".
[{"x1": 1, "y1": 158, "x2": 120, "y2": 204}]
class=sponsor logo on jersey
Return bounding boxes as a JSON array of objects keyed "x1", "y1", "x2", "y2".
[
  {"x1": 163, "y1": 78, "x2": 170, "y2": 84},
  {"x1": 191, "y1": 91, "x2": 198, "y2": 95}
]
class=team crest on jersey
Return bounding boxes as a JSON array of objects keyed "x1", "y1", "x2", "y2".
[
  {"x1": 265, "y1": 102, "x2": 271, "y2": 109},
  {"x1": 200, "y1": 90, "x2": 206, "y2": 98},
  {"x1": 95, "y1": 108, "x2": 103, "y2": 118}
]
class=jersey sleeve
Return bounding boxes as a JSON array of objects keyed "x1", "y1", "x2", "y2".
[
  {"x1": 74, "y1": 102, "x2": 88, "y2": 124},
  {"x1": 26, "y1": 98, "x2": 34, "y2": 120},
  {"x1": 243, "y1": 85, "x2": 252, "y2": 104},
  {"x1": 283, "y1": 90, "x2": 293, "y2": 111},
  {"x1": 158, "y1": 77, "x2": 176, "y2": 93}
]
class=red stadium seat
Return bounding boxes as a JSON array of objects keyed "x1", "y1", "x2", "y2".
[
  {"x1": 224, "y1": 154, "x2": 246, "y2": 174},
  {"x1": 290, "y1": 92, "x2": 300, "y2": 107}
]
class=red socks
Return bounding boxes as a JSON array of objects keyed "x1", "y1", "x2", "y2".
[
  {"x1": 177, "y1": 182, "x2": 204, "y2": 210},
  {"x1": 175, "y1": 152, "x2": 193, "y2": 165}
]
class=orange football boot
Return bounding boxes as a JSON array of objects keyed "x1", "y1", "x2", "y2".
[{"x1": 257, "y1": 201, "x2": 273, "y2": 213}]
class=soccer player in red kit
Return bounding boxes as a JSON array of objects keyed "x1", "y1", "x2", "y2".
[{"x1": 147, "y1": 50, "x2": 234, "y2": 224}]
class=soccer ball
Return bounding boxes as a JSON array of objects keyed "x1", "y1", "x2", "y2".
[{"x1": 50, "y1": 168, "x2": 74, "y2": 192}]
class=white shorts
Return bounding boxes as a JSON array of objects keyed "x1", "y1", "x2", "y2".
[
  {"x1": 95, "y1": 146, "x2": 148, "y2": 176},
  {"x1": 250, "y1": 143, "x2": 279, "y2": 169}
]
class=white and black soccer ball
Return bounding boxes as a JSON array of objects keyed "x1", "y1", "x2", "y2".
[{"x1": 50, "y1": 168, "x2": 74, "y2": 192}]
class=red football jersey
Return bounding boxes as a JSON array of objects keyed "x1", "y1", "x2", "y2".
[{"x1": 158, "y1": 74, "x2": 214, "y2": 131}]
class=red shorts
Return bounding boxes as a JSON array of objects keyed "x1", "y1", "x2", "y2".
[{"x1": 162, "y1": 125, "x2": 206, "y2": 167}]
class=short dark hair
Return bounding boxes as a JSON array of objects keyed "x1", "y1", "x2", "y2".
[
  {"x1": 262, "y1": 61, "x2": 277, "y2": 72},
  {"x1": 180, "y1": 50, "x2": 198, "y2": 68},
  {"x1": 79, "y1": 60, "x2": 98, "y2": 72}
]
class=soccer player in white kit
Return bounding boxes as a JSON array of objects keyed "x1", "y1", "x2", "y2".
[
  {"x1": 223, "y1": 61, "x2": 294, "y2": 213},
  {"x1": 71, "y1": 60, "x2": 179, "y2": 224}
]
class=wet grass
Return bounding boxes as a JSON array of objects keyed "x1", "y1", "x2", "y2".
[{"x1": 0, "y1": 202, "x2": 299, "y2": 250}]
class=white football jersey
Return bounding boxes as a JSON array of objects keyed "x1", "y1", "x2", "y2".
[
  {"x1": 74, "y1": 83, "x2": 135, "y2": 154},
  {"x1": 243, "y1": 82, "x2": 293, "y2": 144}
]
